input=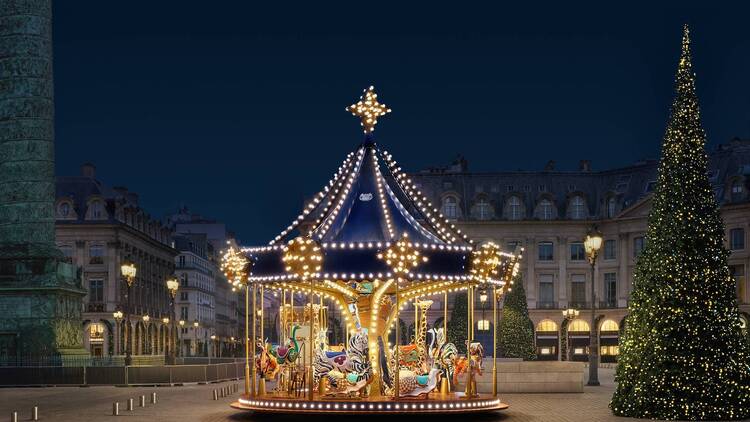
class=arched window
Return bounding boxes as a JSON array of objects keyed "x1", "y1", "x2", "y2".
[
  {"x1": 471, "y1": 197, "x2": 493, "y2": 220},
  {"x1": 57, "y1": 201, "x2": 73, "y2": 219},
  {"x1": 505, "y1": 196, "x2": 524, "y2": 220},
  {"x1": 536, "y1": 199, "x2": 554, "y2": 220},
  {"x1": 606, "y1": 197, "x2": 617, "y2": 218},
  {"x1": 600, "y1": 319, "x2": 619, "y2": 332},
  {"x1": 569, "y1": 195, "x2": 586, "y2": 220},
  {"x1": 536, "y1": 319, "x2": 558, "y2": 332},
  {"x1": 441, "y1": 196, "x2": 459, "y2": 219},
  {"x1": 568, "y1": 319, "x2": 590, "y2": 332}
]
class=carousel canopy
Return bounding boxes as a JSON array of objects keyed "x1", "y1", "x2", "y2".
[{"x1": 241, "y1": 87, "x2": 517, "y2": 287}]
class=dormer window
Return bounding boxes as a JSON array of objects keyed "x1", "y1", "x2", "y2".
[
  {"x1": 471, "y1": 196, "x2": 494, "y2": 220},
  {"x1": 440, "y1": 195, "x2": 460, "y2": 220},
  {"x1": 89, "y1": 200, "x2": 103, "y2": 219},
  {"x1": 536, "y1": 199, "x2": 554, "y2": 220},
  {"x1": 57, "y1": 201, "x2": 72, "y2": 218},
  {"x1": 569, "y1": 195, "x2": 587, "y2": 220},
  {"x1": 606, "y1": 197, "x2": 617, "y2": 219},
  {"x1": 505, "y1": 196, "x2": 524, "y2": 220}
]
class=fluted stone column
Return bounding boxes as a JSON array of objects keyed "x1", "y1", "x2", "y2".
[{"x1": 0, "y1": 0, "x2": 86, "y2": 358}]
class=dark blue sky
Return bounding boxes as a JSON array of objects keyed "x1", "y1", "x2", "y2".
[{"x1": 53, "y1": 2, "x2": 750, "y2": 244}]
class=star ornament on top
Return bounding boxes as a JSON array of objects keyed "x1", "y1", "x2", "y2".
[{"x1": 346, "y1": 86, "x2": 392, "y2": 133}]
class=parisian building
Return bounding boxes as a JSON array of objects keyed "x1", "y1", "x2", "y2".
[
  {"x1": 166, "y1": 207, "x2": 241, "y2": 357},
  {"x1": 411, "y1": 137, "x2": 750, "y2": 362},
  {"x1": 55, "y1": 164, "x2": 176, "y2": 358}
]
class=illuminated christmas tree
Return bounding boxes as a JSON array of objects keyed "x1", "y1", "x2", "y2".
[
  {"x1": 610, "y1": 25, "x2": 750, "y2": 420},
  {"x1": 498, "y1": 273, "x2": 535, "y2": 360}
]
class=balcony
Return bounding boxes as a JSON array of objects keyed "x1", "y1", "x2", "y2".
[
  {"x1": 568, "y1": 301, "x2": 589, "y2": 309},
  {"x1": 536, "y1": 301, "x2": 557, "y2": 309},
  {"x1": 599, "y1": 300, "x2": 619, "y2": 309}
]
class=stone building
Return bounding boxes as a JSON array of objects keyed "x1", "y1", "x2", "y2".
[
  {"x1": 166, "y1": 207, "x2": 241, "y2": 357},
  {"x1": 55, "y1": 164, "x2": 176, "y2": 357},
  {"x1": 411, "y1": 138, "x2": 750, "y2": 362}
]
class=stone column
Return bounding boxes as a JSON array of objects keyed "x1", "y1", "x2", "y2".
[
  {"x1": 0, "y1": 0, "x2": 86, "y2": 358},
  {"x1": 557, "y1": 236, "x2": 568, "y2": 307}
]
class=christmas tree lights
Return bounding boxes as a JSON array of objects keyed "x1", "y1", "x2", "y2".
[{"x1": 610, "y1": 25, "x2": 750, "y2": 420}]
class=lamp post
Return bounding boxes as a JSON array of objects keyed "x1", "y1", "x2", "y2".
[
  {"x1": 210, "y1": 334, "x2": 216, "y2": 359},
  {"x1": 166, "y1": 277, "x2": 179, "y2": 364},
  {"x1": 142, "y1": 315, "x2": 151, "y2": 355},
  {"x1": 121, "y1": 258, "x2": 137, "y2": 366},
  {"x1": 583, "y1": 226, "x2": 603, "y2": 386},
  {"x1": 162, "y1": 317, "x2": 169, "y2": 356},
  {"x1": 113, "y1": 310, "x2": 123, "y2": 355},
  {"x1": 178, "y1": 320, "x2": 185, "y2": 357},
  {"x1": 193, "y1": 320, "x2": 199, "y2": 357},
  {"x1": 562, "y1": 308, "x2": 580, "y2": 361}
]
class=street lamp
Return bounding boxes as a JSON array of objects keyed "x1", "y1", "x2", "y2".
[
  {"x1": 193, "y1": 320, "x2": 199, "y2": 357},
  {"x1": 113, "y1": 310, "x2": 123, "y2": 355},
  {"x1": 562, "y1": 308, "x2": 580, "y2": 361},
  {"x1": 120, "y1": 258, "x2": 137, "y2": 366},
  {"x1": 210, "y1": 334, "x2": 217, "y2": 358},
  {"x1": 166, "y1": 277, "x2": 180, "y2": 364},
  {"x1": 583, "y1": 226, "x2": 603, "y2": 386},
  {"x1": 142, "y1": 314, "x2": 151, "y2": 355},
  {"x1": 179, "y1": 320, "x2": 185, "y2": 357}
]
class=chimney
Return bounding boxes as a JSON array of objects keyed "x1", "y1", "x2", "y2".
[
  {"x1": 126, "y1": 192, "x2": 139, "y2": 205},
  {"x1": 544, "y1": 160, "x2": 555, "y2": 171},
  {"x1": 579, "y1": 160, "x2": 591, "y2": 172},
  {"x1": 81, "y1": 163, "x2": 96, "y2": 178}
]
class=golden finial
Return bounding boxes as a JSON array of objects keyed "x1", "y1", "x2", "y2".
[{"x1": 346, "y1": 86, "x2": 391, "y2": 134}]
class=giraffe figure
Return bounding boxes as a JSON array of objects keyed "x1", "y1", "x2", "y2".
[{"x1": 391, "y1": 299, "x2": 433, "y2": 374}]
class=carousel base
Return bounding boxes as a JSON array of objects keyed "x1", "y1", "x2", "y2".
[{"x1": 231, "y1": 392, "x2": 508, "y2": 414}]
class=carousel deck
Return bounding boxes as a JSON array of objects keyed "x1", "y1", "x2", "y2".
[{"x1": 231, "y1": 392, "x2": 508, "y2": 414}]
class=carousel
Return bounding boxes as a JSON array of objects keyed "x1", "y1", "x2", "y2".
[{"x1": 226, "y1": 87, "x2": 522, "y2": 414}]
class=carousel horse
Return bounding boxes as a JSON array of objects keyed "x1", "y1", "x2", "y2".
[
  {"x1": 255, "y1": 338, "x2": 280, "y2": 382},
  {"x1": 269, "y1": 325, "x2": 301, "y2": 365},
  {"x1": 313, "y1": 329, "x2": 372, "y2": 396},
  {"x1": 426, "y1": 327, "x2": 459, "y2": 390}
]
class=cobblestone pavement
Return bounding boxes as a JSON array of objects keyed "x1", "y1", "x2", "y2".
[{"x1": 0, "y1": 368, "x2": 683, "y2": 422}]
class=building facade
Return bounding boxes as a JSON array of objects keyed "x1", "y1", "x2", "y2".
[
  {"x1": 412, "y1": 138, "x2": 750, "y2": 361},
  {"x1": 55, "y1": 164, "x2": 176, "y2": 358},
  {"x1": 167, "y1": 207, "x2": 241, "y2": 357}
]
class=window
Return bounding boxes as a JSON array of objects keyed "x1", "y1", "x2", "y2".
[
  {"x1": 606, "y1": 197, "x2": 617, "y2": 218},
  {"x1": 536, "y1": 199, "x2": 554, "y2": 220},
  {"x1": 441, "y1": 196, "x2": 459, "y2": 219},
  {"x1": 506, "y1": 196, "x2": 523, "y2": 220},
  {"x1": 633, "y1": 236, "x2": 645, "y2": 258},
  {"x1": 89, "y1": 200, "x2": 104, "y2": 219},
  {"x1": 732, "y1": 265, "x2": 746, "y2": 304},
  {"x1": 570, "y1": 274, "x2": 586, "y2": 306},
  {"x1": 601, "y1": 345, "x2": 619, "y2": 356},
  {"x1": 538, "y1": 242, "x2": 554, "y2": 261},
  {"x1": 180, "y1": 291, "x2": 189, "y2": 301},
  {"x1": 477, "y1": 320, "x2": 490, "y2": 331},
  {"x1": 570, "y1": 242, "x2": 585, "y2": 261},
  {"x1": 88, "y1": 279, "x2": 104, "y2": 302},
  {"x1": 731, "y1": 180, "x2": 744, "y2": 198},
  {"x1": 88, "y1": 323, "x2": 105, "y2": 341},
  {"x1": 88, "y1": 244, "x2": 104, "y2": 264},
  {"x1": 603, "y1": 273, "x2": 617, "y2": 307},
  {"x1": 568, "y1": 319, "x2": 590, "y2": 332},
  {"x1": 507, "y1": 240, "x2": 522, "y2": 252},
  {"x1": 569, "y1": 196, "x2": 586, "y2": 220},
  {"x1": 730, "y1": 228, "x2": 745, "y2": 250},
  {"x1": 471, "y1": 197, "x2": 493, "y2": 220},
  {"x1": 58, "y1": 202, "x2": 71, "y2": 218},
  {"x1": 604, "y1": 239, "x2": 616, "y2": 260},
  {"x1": 180, "y1": 306, "x2": 188, "y2": 320},
  {"x1": 600, "y1": 319, "x2": 619, "y2": 332},
  {"x1": 536, "y1": 319, "x2": 558, "y2": 332},
  {"x1": 538, "y1": 274, "x2": 554, "y2": 305}
]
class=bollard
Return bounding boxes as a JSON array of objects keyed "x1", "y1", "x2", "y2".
[
  {"x1": 11, "y1": 412, "x2": 17, "y2": 422},
  {"x1": 127, "y1": 399, "x2": 134, "y2": 411},
  {"x1": 151, "y1": 392, "x2": 157, "y2": 404},
  {"x1": 220, "y1": 388, "x2": 225, "y2": 398},
  {"x1": 31, "y1": 407, "x2": 38, "y2": 421},
  {"x1": 139, "y1": 395, "x2": 146, "y2": 407},
  {"x1": 213, "y1": 389, "x2": 218, "y2": 401},
  {"x1": 113, "y1": 402, "x2": 119, "y2": 416}
]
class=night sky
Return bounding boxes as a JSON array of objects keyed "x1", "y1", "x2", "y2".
[{"x1": 52, "y1": 2, "x2": 750, "y2": 244}]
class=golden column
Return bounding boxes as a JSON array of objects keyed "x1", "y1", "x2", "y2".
[
  {"x1": 282, "y1": 236, "x2": 323, "y2": 401},
  {"x1": 492, "y1": 286, "x2": 498, "y2": 397}
]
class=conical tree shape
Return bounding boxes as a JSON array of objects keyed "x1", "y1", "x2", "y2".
[
  {"x1": 498, "y1": 273, "x2": 536, "y2": 360},
  {"x1": 610, "y1": 25, "x2": 750, "y2": 420}
]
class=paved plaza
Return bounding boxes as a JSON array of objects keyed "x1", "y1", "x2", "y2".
[{"x1": 0, "y1": 368, "x2": 680, "y2": 422}]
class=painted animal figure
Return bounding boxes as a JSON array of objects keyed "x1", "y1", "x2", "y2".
[
  {"x1": 426, "y1": 327, "x2": 459, "y2": 391},
  {"x1": 270, "y1": 325, "x2": 300, "y2": 365},
  {"x1": 313, "y1": 329, "x2": 372, "y2": 395},
  {"x1": 468, "y1": 341, "x2": 485, "y2": 375},
  {"x1": 397, "y1": 368, "x2": 442, "y2": 398},
  {"x1": 255, "y1": 338, "x2": 280, "y2": 381}
]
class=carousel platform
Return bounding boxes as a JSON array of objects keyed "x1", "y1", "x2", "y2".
[{"x1": 231, "y1": 392, "x2": 507, "y2": 414}]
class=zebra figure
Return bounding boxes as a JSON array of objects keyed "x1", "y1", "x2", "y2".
[
  {"x1": 426, "y1": 327, "x2": 459, "y2": 391},
  {"x1": 313, "y1": 329, "x2": 371, "y2": 393}
]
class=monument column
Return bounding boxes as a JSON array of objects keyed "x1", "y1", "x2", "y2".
[{"x1": 0, "y1": 0, "x2": 86, "y2": 358}]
